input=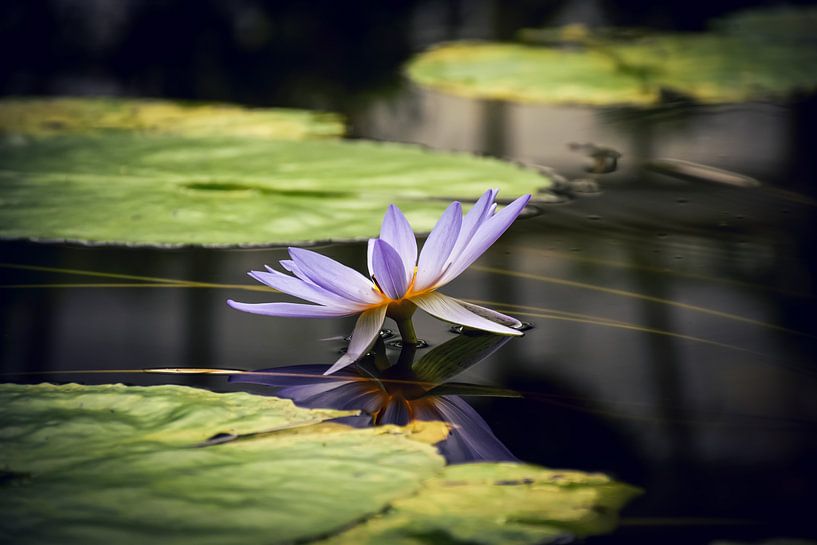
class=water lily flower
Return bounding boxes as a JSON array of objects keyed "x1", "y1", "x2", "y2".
[{"x1": 228, "y1": 189, "x2": 530, "y2": 374}]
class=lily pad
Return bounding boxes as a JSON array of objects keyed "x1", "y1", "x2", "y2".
[
  {"x1": 406, "y1": 7, "x2": 817, "y2": 106},
  {"x1": 0, "y1": 131, "x2": 550, "y2": 246},
  {"x1": 0, "y1": 382, "x2": 356, "y2": 473},
  {"x1": 0, "y1": 383, "x2": 448, "y2": 545},
  {"x1": 0, "y1": 97, "x2": 344, "y2": 140},
  {"x1": 406, "y1": 41, "x2": 655, "y2": 106},
  {"x1": 611, "y1": 33, "x2": 817, "y2": 104},
  {"x1": 318, "y1": 463, "x2": 642, "y2": 545},
  {"x1": 0, "y1": 383, "x2": 639, "y2": 545}
]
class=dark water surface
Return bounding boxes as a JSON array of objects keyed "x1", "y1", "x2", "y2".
[{"x1": 2, "y1": 91, "x2": 816, "y2": 544}]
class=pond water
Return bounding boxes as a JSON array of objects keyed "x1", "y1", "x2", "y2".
[{"x1": 2, "y1": 86, "x2": 816, "y2": 544}]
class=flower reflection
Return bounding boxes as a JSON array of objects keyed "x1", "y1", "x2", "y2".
[
  {"x1": 230, "y1": 333, "x2": 519, "y2": 463},
  {"x1": 228, "y1": 189, "x2": 530, "y2": 374}
]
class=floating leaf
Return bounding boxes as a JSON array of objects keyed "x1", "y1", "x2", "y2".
[
  {"x1": 0, "y1": 97, "x2": 344, "y2": 140},
  {"x1": 0, "y1": 131, "x2": 549, "y2": 246},
  {"x1": 0, "y1": 383, "x2": 356, "y2": 473},
  {"x1": 0, "y1": 383, "x2": 638, "y2": 545},
  {"x1": 318, "y1": 463, "x2": 642, "y2": 545},
  {"x1": 0, "y1": 383, "x2": 447, "y2": 545},
  {"x1": 406, "y1": 41, "x2": 653, "y2": 106},
  {"x1": 407, "y1": 7, "x2": 817, "y2": 106},
  {"x1": 611, "y1": 33, "x2": 817, "y2": 104}
]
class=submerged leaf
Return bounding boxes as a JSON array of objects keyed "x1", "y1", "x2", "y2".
[
  {"x1": 420, "y1": 382, "x2": 522, "y2": 398},
  {"x1": 412, "y1": 333, "x2": 512, "y2": 383}
]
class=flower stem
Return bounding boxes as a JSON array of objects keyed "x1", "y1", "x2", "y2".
[
  {"x1": 395, "y1": 317, "x2": 418, "y2": 369},
  {"x1": 396, "y1": 317, "x2": 418, "y2": 345}
]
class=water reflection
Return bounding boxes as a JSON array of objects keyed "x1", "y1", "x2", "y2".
[{"x1": 230, "y1": 333, "x2": 519, "y2": 463}]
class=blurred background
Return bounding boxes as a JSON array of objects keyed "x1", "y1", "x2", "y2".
[{"x1": 3, "y1": 0, "x2": 815, "y2": 110}]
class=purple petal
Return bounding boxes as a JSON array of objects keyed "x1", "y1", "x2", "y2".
[
  {"x1": 412, "y1": 293, "x2": 522, "y2": 336},
  {"x1": 289, "y1": 248, "x2": 380, "y2": 305},
  {"x1": 333, "y1": 414, "x2": 376, "y2": 428},
  {"x1": 278, "y1": 260, "x2": 333, "y2": 292},
  {"x1": 458, "y1": 300, "x2": 522, "y2": 329},
  {"x1": 249, "y1": 269, "x2": 363, "y2": 310},
  {"x1": 379, "y1": 398, "x2": 412, "y2": 426},
  {"x1": 414, "y1": 396, "x2": 516, "y2": 462},
  {"x1": 380, "y1": 205, "x2": 417, "y2": 285},
  {"x1": 311, "y1": 383, "x2": 382, "y2": 411},
  {"x1": 438, "y1": 194, "x2": 531, "y2": 286},
  {"x1": 255, "y1": 376, "x2": 383, "y2": 413},
  {"x1": 324, "y1": 306, "x2": 387, "y2": 375},
  {"x1": 280, "y1": 259, "x2": 344, "y2": 295},
  {"x1": 227, "y1": 300, "x2": 355, "y2": 318},
  {"x1": 371, "y1": 239, "x2": 408, "y2": 299},
  {"x1": 284, "y1": 381, "x2": 383, "y2": 413},
  {"x1": 271, "y1": 382, "x2": 345, "y2": 403},
  {"x1": 229, "y1": 365, "x2": 385, "y2": 412},
  {"x1": 413, "y1": 201, "x2": 463, "y2": 292},
  {"x1": 366, "y1": 239, "x2": 376, "y2": 278},
  {"x1": 448, "y1": 189, "x2": 497, "y2": 266},
  {"x1": 277, "y1": 259, "x2": 305, "y2": 279}
]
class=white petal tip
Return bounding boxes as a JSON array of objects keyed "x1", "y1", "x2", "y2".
[
  {"x1": 323, "y1": 356, "x2": 353, "y2": 375},
  {"x1": 476, "y1": 325, "x2": 524, "y2": 336}
]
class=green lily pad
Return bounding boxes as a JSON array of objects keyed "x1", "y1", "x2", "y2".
[
  {"x1": 0, "y1": 383, "x2": 639, "y2": 545},
  {"x1": 0, "y1": 383, "x2": 448, "y2": 545},
  {"x1": 611, "y1": 33, "x2": 817, "y2": 104},
  {"x1": 0, "y1": 97, "x2": 344, "y2": 140},
  {"x1": 406, "y1": 41, "x2": 655, "y2": 106},
  {"x1": 0, "y1": 382, "x2": 356, "y2": 473},
  {"x1": 0, "y1": 131, "x2": 550, "y2": 246},
  {"x1": 406, "y1": 7, "x2": 817, "y2": 106},
  {"x1": 1, "y1": 383, "x2": 639, "y2": 545}
]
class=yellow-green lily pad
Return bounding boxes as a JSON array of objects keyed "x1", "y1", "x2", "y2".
[
  {"x1": 407, "y1": 41, "x2": 655, "y2": 106},
  {"x1": 0, "y1": 97, "x2": 344, "y2": 140},
  {"x1": 612, "y1": 33, "x2": 817, "y2": 104},
  {"x1": 319, "y1": 463, "x2": 642, "y2": 545},
  {"x1": 0, "y1": 383, "x2": 639, "y2": 545},
  {"x1": 406, "y1": 7, "x2": 817, "y2": 106},
  {"x1": 0, "y1": 130, "x2": 550, "y2": 247}
]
